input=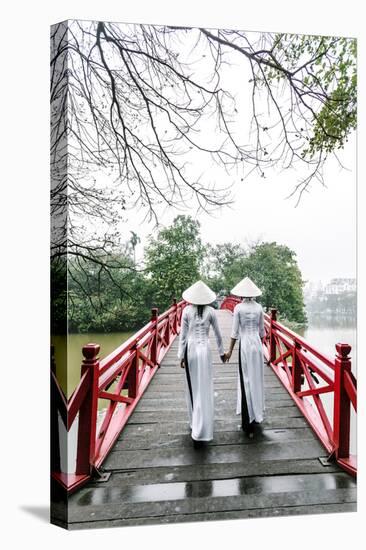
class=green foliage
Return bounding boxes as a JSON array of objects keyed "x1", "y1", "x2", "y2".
[
  {"x1": 53, "y1": 216, "x2": 307, "y2": 333},
  {"x1": 241, "y1": 242, "x2": 307, "y2": 324},
  {"x1": 309, "y1": 78, "x2": 357, "y2": 155},
  {"x1": 51, "y1": 258, "x2": 68, "y2": 334},
  {"x1": 145, "y1": 215, "x2": 204, "y2": 310},
  {"x1": 264, "y1": 34, "x2": 356, "y2": 158},
  {"x1": 207, "y1": 241, "x2": 307, "y2": 324},
  {"x1": 67, "y1": 254, "x2": 152, "y2": 333},
  {"x1": 203, "y1": 243, "x2": 247, "y2": 293}
]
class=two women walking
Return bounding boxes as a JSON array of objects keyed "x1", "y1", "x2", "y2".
[{"x1": 178, "y1": 277, "x2": 265, "y2": 446}]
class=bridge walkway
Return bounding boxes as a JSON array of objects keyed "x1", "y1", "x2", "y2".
[{"x1": 68, "y1": 310, "x2": 356, "y2": 529}]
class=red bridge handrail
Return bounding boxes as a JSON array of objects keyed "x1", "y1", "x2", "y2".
[
  {"x1": 220, "y1": 295, "x2": 357, "y2": 477},
  {"x1": 51, "y1": 299, "x2": 186, "y2": 493}
]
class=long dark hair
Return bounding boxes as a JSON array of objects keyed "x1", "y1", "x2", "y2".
[{"x1": 197, "y1": 305, "x2": 205, "y2": 318}]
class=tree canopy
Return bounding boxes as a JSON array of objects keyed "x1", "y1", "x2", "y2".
[
  {"x1": 206, "y1": 240, "x2": 307, "y2": 324},
  {"x1": 65, "y1": 253, "x2": 151, "y2": 333},
  {"x1": 54, "y1": 215, "x2": 307, "y2": 333},
  {"x1": 145, "y1": 215, "x2": 204, "y2": 310}
]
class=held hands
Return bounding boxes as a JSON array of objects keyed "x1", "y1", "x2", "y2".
[
  {"x1": 222, "y1": 351, "x2": 232, "y2": 363},
  {"x1": 183, "y1": 355, "x2": 231, "y2": 366}
]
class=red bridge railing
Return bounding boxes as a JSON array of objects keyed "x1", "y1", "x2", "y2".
[
  {"x1": 220, "y1": 296, "x2": 357, "y2": 477},
  {"x1": 51, "y1": 299, "x2": 185, "y2": 492}
]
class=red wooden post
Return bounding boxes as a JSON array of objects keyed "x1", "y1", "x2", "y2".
[
  {"x1": 76, "y1": 344, "x2": 100, "y2": 475},
  {"x1": 164, "y1": 311, "x2": 171, "y2": 346},
  {"x1": 150, "y1": 308, "x2": 159, "y2": 366},
  {"x1": 269, "y1": 308, "x2": 277, "y2": 363},
  {"x1": 292, "y1": 340, "x2": 303, "y2": 392},
  {"x1": 127, "y1": 344, "x2": 139, "y2": 398},
  {"x1": 172, "y1": 298, "x2": 178, "y2": 334},
  {"x1": 333, "y1": 343, "x2": 352, "y2": 459},
  {"x1": 177, "y1": 302, "x2": 183, "y2": 328}
]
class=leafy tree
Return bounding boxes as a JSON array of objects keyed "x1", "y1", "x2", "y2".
[
  {"x1": 129, "y1": 231, "x2": 141, "y2": 266},
  {"x1": 239, "y1": 242, "x2": 307, "y2": 323},
  {"x1": 203, "y1": 243, "x2": 247, "y2": 293},
  {"x1": 67, "y1": 253, "x2": 151, "y2": 333},
  {"x1": 263, "y1": 34, "x2": 357, "y2": 158},
  {"x1": 145, "y1": 215, "x2": 204, "y2": 310},
  {"x1": 51, "y1": 257, "x2": 68, "y2": 334},
  {"x1": 205, "y1": 241, "x2": 307, "y2": 323},
  {"x1": 55, "y1": 219, "x2": 307, "y2": 331},
  {"x1": 258, "y1": 33, "x2": 357, "y2": 201}
]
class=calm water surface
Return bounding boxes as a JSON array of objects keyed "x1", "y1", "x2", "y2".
[
  {"x1": 52, "y1": 331, "x2": 133, "y2": 398},
  {"x1": 299, "y1": 317, "x2": 356, "y2": 456},
  {"x1": 301, "y1": 318, "x2": 356, "y2": 372}
]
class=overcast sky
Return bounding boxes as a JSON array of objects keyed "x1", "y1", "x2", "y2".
[
  {"x1": 125, "y1": 137, "x2": 356, "y2": 283},
  {"x1": 73, "y1": 23, "x2": 356, "y2": 285}
]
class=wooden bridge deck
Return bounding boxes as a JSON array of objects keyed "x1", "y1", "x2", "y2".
[{"x1": 68, "y1": 310, "x2": 356, "y2": 529}]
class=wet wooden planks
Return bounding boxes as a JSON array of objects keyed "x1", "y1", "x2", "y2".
[{"x1": 67, "y1": 309, "x2": 356, "y2": 529}]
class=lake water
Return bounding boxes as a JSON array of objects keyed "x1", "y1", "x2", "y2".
[
  {"x1": 52, "y1": 331, "x2": 134, "y2": 473},
  {"x1": 300, "y1": 318, "x2": 356, "y2": 372},
  {"x1": 297, "y1": 317, "x2": 356, "y2": 456},
  {"x1": 52, "y1": 331, "x2": 134, "y2": 398}
]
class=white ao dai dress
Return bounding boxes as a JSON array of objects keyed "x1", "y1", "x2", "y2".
[
  {"x1": 177, "y1": 305, "x2": 224, "y2": 441},
  {"x1": 231, "y1": 299, "x2": 266, "y2": 424}
]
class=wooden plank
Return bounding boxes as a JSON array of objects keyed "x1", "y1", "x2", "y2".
[
  {"x1": 68, "y1": 502, "x2": 357, "y2": 529},
  {"x1": 119, "y1": 416, "x2": 310, "y2": 438},
  {"x1": 148, "y1": 378, "x2": 283, "y2": 389},
  {"x1": 151, "y1": 372, "x2": 280, "y2": 381},
  {"x1": 133, "y1": 398, "x2": 296, "y2": 413},
  {"x1": 126, "y1": 406, "x2": 304, "y2": 424},
  {"x1": 112, "y1": 427, "x2": 317, "y2": 451},
  {"x1": 71, "y1": 473, "x2": 355, "y2": 516},
  {"x1": 158, "y1": 361, "x2": 272, "y2": 369},
  {"x1": 68, "y1": 488, "x2": 356, "y2": 523},
  {"x1": 85, "y1": 457, "x2": 341, "y2": 487},
  {"x1": 72, "y1": 472, "x2": 355, "y2": 505},
  {"x1": 104, "y1": 439, "x2": 325, "y2": 470},
  {"x1": 142, "y1": 385, "x2": 288, "y2": 395},
  {"x1": 157, "y1": 364, "x2": 273, "y2": 372}
]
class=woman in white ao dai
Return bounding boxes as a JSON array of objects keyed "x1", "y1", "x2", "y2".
[
  {"x1": 226, "y1": 277, "x2": 266, "y2": 437},
  {"x1": 177, "y1": 281, "x2": 225, "y2": 445}
]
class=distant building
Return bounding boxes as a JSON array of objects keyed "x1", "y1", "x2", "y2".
[
  {"x1": 304, "y1": 278, "x2": 356, "y2": 318},
  {"x1": 324, "y1": 278, "x2": 356, "y2": 295}
]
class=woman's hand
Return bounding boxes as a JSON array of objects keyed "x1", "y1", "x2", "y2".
[
  {"x1": 180, "y1": 359, "x2": 185, "y2": 369},
  {"x1": 225, "y1": 351, "x2": 232, "y2": 363}
]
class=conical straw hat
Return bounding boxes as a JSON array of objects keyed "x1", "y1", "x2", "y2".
[
  {"x1": 231, "y1": 276, "x2": 262, "y2": 297},
  {"x1": 182, "y1": 280, "x2": 217, "y2": 305}
]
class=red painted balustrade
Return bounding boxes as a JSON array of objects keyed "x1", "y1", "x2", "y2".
[
  {"x1": 51, "y1": 300, "x2": 186, "y2": 493},
  {"x1": 220, "y1": 295, "x2": 357, "y2": 477}
]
